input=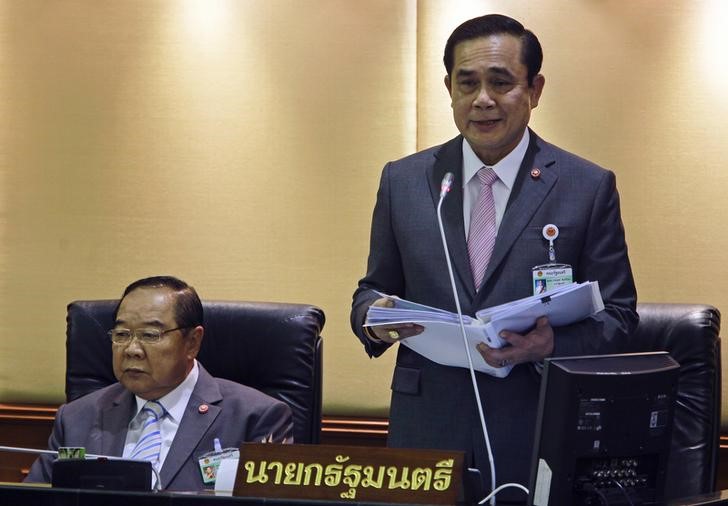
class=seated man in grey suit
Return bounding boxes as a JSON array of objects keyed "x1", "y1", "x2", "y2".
[
  {"x1": 351, "y1": 13, "x2": 637, "y2": 505},
  {"x1": 26, "y1": 275, "x2": 293, "y2": 490}
]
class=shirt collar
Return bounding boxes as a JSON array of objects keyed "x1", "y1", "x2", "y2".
[
  {"x1": 133, "y1": 360, "x2": 200, "y2": 423},
  {"x1": 462, "y1": 129, "x2": 530, "y2": 190}
]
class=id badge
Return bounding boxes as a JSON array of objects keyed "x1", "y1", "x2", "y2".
[
  {"x1": 532, "y1": 264, "x2": 573, "y2": 294},
  {"x1": 198, "y1": 446, "x2": 240, "y2": 484},
  {"x1": 532, "y1": 223, "x2": 573, "y2": 294}
]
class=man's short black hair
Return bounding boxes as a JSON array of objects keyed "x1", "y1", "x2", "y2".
[
  {"x1": 114, "y1": 275, "x2": 203, "y2": 330},
  {"x1": 444, "y1": 14, "x2": 543, "y2": 86}
]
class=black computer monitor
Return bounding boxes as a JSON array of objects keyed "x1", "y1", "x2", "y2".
[{"x1": 527, "y1": 352, "x2": 679, "y2": 506}]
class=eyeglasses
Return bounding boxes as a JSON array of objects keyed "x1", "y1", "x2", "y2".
[{"x1": 108, "y1": 326, "x2": 190, "y2": 344}]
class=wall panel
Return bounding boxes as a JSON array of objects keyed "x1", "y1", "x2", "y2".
[
  {"x1": 0, "y1": 0, "x2": 416, "y2": 413},
  {"x1": 418, "y1": 0, "x2": 728, "y2": 420},
  {"x1": 2, "y1": 1, "x2": 727, "y2": 420}
]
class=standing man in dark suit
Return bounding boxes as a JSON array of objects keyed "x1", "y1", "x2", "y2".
[
  {"x1": 27, "y1": 275, "x2": 293, "y2": 490},
  {"x1": 351, "y1": 14, "x2": 637, "y2": 503}
]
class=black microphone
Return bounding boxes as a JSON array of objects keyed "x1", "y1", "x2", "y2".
[
  {"x1": 435, "y1": 172, "x2": 497, "y2": 506},
  {"x1": 0, "y1": 445, "x2": 121, "y2": 459}
]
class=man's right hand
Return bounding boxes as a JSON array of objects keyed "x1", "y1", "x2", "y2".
[{"x1": 364, "y1": 297, "x2": 425, "y2": 344}]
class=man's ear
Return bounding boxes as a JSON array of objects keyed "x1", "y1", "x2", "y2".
[
  {"x1": 444, "y1": 74, "x2": 452, "y2": 95},
  {"x1": 530, "y1": 74, "x2": 545, "y2": 108},
  {"x1": 186, "y1": 325, "x2": 204, "y2": 358}
]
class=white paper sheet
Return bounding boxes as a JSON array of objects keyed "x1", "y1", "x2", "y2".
[{"x1": 364, "y1": 281, "x2": 604, "y2": 378}]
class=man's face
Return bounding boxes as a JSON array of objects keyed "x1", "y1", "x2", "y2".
[
  {"x1": 445, "y1": 34, "x2": 544, "y2": 165},
  {"x1": 112, "y1": 287, "x2": 202, "y2": 400}
]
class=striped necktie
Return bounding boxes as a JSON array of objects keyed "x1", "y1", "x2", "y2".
[
  {"x1": 468, "y1": 167, "x2": 499, "y2": 289},
  {"x1": 130, "y1": 400, "x2": 166, "y2": 467}
]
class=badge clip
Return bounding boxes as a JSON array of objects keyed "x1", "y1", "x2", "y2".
[{"x1": 542, "y1": 224, "x2": 559, "y2": 263}]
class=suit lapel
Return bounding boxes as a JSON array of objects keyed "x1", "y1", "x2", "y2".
[
  {"x1": 428, "y1": 136, "x2": 477, "y2": 298},
  {"x1": 478, "y1": 132, "x2": 558, "y2": 297},
  {"x1": 100, "y1": 387, "x2": 135, "y2": 457},
  {"x1": 160, "y1": 365, "x2": 222, "y2": 488}
]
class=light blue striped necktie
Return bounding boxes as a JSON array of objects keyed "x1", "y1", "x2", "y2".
[{"x1": 130, "y1": 400, "x2": 166, "y2": 466}]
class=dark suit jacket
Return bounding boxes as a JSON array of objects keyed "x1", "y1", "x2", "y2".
[
  {"x1": 25, "y1": 364, "x2": 293, "y2": 490},
  {"x1": 351, "y1": 131, "x2": 638, "y2": 499}
]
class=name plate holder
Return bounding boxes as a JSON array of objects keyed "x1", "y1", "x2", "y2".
[{"x1": 233, "y1": 443, "x2": 464, "y2": 504}]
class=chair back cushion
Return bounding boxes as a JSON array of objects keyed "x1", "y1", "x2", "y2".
[
  {"x1": 629, "y1": 303, "x2": 721, "y2": 498},
  {"x1": 65, "y1": 300, "x2": 324, "y2": 444}
]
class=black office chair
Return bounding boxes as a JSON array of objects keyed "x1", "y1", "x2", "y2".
[
  {"x1": 628, "y1": 303, "x2": 721, "y2": 500},
  {"x1": 64, "y1": 300, "x2": 324, "y2": 444}
]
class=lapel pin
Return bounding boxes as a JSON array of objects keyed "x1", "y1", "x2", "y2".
[
  {"x1": 198, "y1": 404, "x2": 209, "y2": 414},
  {"x1": 530, "y1": 168, "x2": 541, "y2": 179}
]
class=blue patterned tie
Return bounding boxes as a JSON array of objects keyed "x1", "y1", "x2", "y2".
[{"x1": 130, "y1": 400, "x2": 165, "y2": 466}]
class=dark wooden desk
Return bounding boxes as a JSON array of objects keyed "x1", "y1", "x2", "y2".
[
  {"x1": 0, "y1": 482, "x2": 419, "y2": 506},
  {"x1": 8, "y1": 482, "x2": 728, "y2": 506}
]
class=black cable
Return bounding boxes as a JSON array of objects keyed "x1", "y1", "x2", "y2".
[
  {"x1": 611, "y1": 479, "x2": 635, "y2": 506},
  {"x1": 582, "y1": 483, "x2": 610, "y2": 506},
  {"x1": 594, "y1": 487, "x2": 610, "y2": 506}
]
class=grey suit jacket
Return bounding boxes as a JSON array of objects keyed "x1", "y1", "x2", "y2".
[
  {"x1": 26, "y1": 364, "x2": 293, "y2": 491},
  {"x1": 351, "y1": 131, "x2": 638, "y2": 498}
]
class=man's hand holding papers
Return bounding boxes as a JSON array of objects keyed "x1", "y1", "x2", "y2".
[
  {"x1": 363, "y1": 297, "x2": 425, "y2": 344},
  {"x1": 476, "y1": 315, "x2": 554, "y2": 372},
  {"x1": 364, "y1": 281, "x2": 604, "y2": 378}
]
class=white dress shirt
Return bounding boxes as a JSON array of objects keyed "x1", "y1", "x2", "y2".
[{"x1": 462, "y1": 129, "x2": 530, "y2": 238}]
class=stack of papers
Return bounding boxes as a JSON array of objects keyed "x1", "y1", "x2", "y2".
[{"x1": 365, "y1": 281, "x2": 604, "y2": 378}]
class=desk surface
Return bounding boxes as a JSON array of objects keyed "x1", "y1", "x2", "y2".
[
  {"x1": 0, "y1": 482, "x2": 424, "y2": 506},
  {"x1": 5, "y1": 482, "x2": 728, "y2": 506},
  {"x1": 669, "y1": 490, "x2": 728, "y2": 505}
]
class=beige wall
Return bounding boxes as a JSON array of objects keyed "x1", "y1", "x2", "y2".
[
  {"x1": 1, "y1": 1, "x2": 728, "y2": 417},
  {"x1": 0, "y1": 0, "x2": 414, "y2": 411}
]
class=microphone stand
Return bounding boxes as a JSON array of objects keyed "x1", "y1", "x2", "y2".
[{"x1": 436, "y1": 173, "x2": 496, "y2": 506}]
